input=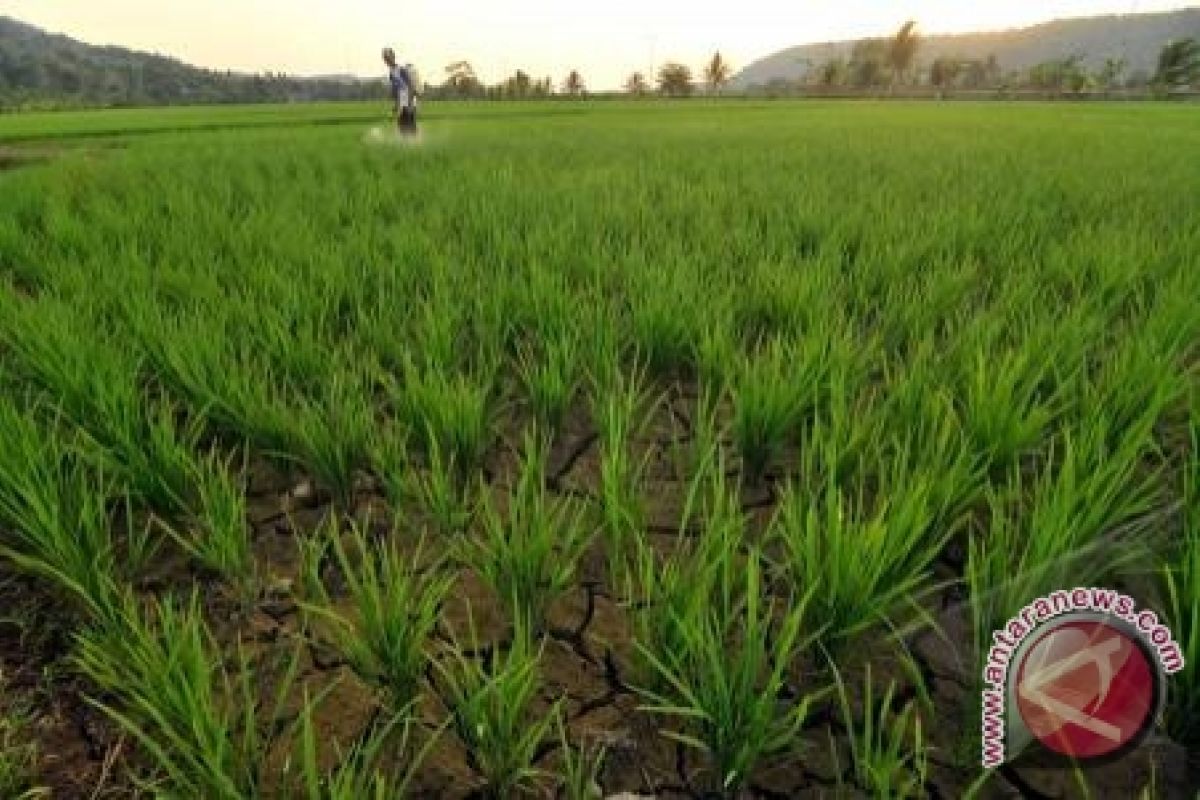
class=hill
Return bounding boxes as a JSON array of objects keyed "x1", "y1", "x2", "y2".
[
  {"x1": 732, "y1": 7, "x2": 1200, "y2": 89},
  {"x1": 0, "y1": 16, "x2": 381, "y2": 109}
]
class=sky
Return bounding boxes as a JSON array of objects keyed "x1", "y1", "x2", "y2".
[{"x1": 4, "y1": 1, "x2": 1191, "y2": 89}]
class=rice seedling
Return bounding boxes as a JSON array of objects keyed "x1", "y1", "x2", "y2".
[
  {"x1": 625, "y1": 458, "x2": 825, "y2": 791},
  {"x1": 132, "y1": 310, "x2": 295, "y2": 459},
  {"x1": 0, "y1": 399, "x2": 121, "y2": 620},
  {"x1": 515, "y1": 330, "x2": 581, "y2": 437},
  {"x1": 631, "y1": 287, "x2": 699, "y2": 378},
  {"x1": 693, "y1": 312, "x2": 738, "y2": 393},
  {"x1": 555, "y1": 713, "x2": 606, "y2": 800},
  {"x1": 390, "y1": 356, "x2": 495, "y2": 484},
  {"x1": 434, "y1": 618, "x2": 556, "y2": 798},
  {"x1": 462, "y1": 432, "x2": 592, "y2": 631},
  {"x1": 965, "y1": 416, "x2": 1164, "y2": 684},
  {"x1": 831, "y1": 662, "x2": 930, "y2": 799},
  {"x1": 0, "y1": 299, "x2": 227, "y2": 519},
  {"x1": 166, "y1": 450, "x2": 254, "y2": 590},
  {"x1": 299, "y1": 518, "x2": 450, "y2": 713},
  {"x1": 1162, "y1": 425, "x2": 1199, "y2": 745},
  {"x1": 770, "y1": 462, "x2": 947, "y2": 654},
  {"x1": 293, "y1": 691, "x2": 442, "y2": 800},
  {"x1": 633, "y1": 550, "x2": 821, "y2": 795},
  {"x1": 956, "y1": 346, "x2": 1058, "y2": 471},
  {"x1": 594, "y1": 364, "x2": 655, "y2": 586},
  {"x1": 0, "y1": 677, "x2": 44, "y2": 800},
  {"x1": 730, "y1": 335, "x2": 827, "y2": 481},
  {"x1": 74, "y1": 591, "x2": 301, "y2": 799},
  {"x1": 280, "y1": 370, "x2": 375, "y2": 511}
]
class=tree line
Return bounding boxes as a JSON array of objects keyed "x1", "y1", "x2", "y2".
[
  {"x1": 751, "y1": 22, "x2": 1199, "y2": 96},
  {"x1": 2, "y1": 13, "x2": 1197, "y2": 111},
  {"x1": 429, "y1": 24, "x2": 1198, "y2": 100},
  {"x1": 0, "y1": 17, "x2": 382, "y2": 111}
]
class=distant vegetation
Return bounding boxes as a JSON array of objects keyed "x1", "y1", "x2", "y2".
[
  {"x1": 735, "y1": 8, "x2": 1200, "y2": 94},
  {"x1": 0, "y1": 17, "x2": 380, "y2": 110},
  {"x1": 3, "y1": 9, "x2": 1199, "y2": 110}
]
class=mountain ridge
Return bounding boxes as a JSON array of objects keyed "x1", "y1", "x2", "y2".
[
  {"x1": 732, "y1": 7, "x2": 1200, "y2": 88},
  {"x1": 0, "y1": 15, "x2": 380, "y2": 108}
]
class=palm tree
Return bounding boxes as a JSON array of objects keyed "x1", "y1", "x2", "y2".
[
  {"x1": 562, "y1": 70, "x2": 586, "y2": 96},
  {"x1": 1155, "y1": 38, "x2": 1200, "y2": 89},
  {"x1": 503, "y1": 70, "x2": 532, "y2": 98},
  {"x1": 887, "y1": 20, "x2": 920, "y2": 85},
  {"x1": 657, "y1": 62, "x2": 694, "y2": 97},
  {"x1": 443, "y1": 60, "x2": 482, "y2": 98},
  {"x1": 704, "y1": 51, "x2": 732, "y2": 94},
  {"x1": 624, "y1": 72, "x2": 649, "y2": 96}
]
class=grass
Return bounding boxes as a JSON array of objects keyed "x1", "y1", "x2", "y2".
[{"x1": 0, "y1": 98, "x2": 1196, "y2": 795}]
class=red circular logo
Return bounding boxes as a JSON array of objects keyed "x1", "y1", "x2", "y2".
[{"x1": 1015, "y1": 619, "x2": 1156, "y2": 759}]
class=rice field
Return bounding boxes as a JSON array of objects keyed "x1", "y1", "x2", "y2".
[{"x1": 0, "y1": 99, "x2": 1197, "y2": 798}]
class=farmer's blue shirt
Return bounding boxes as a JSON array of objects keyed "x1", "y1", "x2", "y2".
[{"x1": 389, "y1": 65, "x2": 411, "y2": 96}]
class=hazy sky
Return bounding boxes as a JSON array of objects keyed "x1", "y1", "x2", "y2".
[{"x1": 6, "y1": 1, "x2": 1190, "y2": 89}]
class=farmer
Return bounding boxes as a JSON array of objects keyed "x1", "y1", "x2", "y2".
[{"x1": 382, "y1": 47, "x2": 418, "y2": 136}]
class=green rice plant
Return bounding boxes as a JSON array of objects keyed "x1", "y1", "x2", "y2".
[
  {"x1": 132, "y1": 309, "x2": 295, "y2": 459},
  {"x1": 391, "y1": 356, "x2": 494, "y2": 483},
  {"x1": 957, "y1": 347, "x2": 1058, "y2": 471},
  {"x1": 294, "y1": 692, "x2": 442, "y2": 800},
  {"x1": 730, "y1": 262, "x2": 810, "y2": 345},
  {"x1": 0, "y1": 676, "x2": 45, "y2": 800},
  {"x1": 630, "y1": 277, "x2": 699, "y2": 377},
  {"x1": 435, "y1": 619, "x2": 556, "y2": 798},
  {"x1": 462, "y1": 432, "x2": 592, "y2": 631},
  {"x1": 729, "y1": 335, "x2": 826, "y2": 481},
  {"x1": 0, "y1": 299, "x2": 216, "y2": 517},
  {"x1": 0, "y1": 399, "x2": 121, "y2": 621},
  {"x1": 554, "y1": 713, "x2": 606, "y2": 800},
  {"x1": 300, "y1": 518, "x2": 450, "y2": 713},
  {"x1": 515, "y1": 330, "x2": 580, "y2": 436},
  {"x1": 414, "y1": 435, "x2": 480, "y2": 537},
  {"x1": 367, "y1": 423, "x2": 410, "y2": 508},
  {"x1": 370, "y1": 422, "x2": 477, "y2": 536},
  {"x1": 693, "y1": 299, "x2": 737, "y2": 392},
  {"x1": 831, "y1": 662, "x2": 930, "y2": 799},
  {"x1": 577, "y1": 304, "x2": 623, "y2": 396},
  {"x1": 670, "y1": 383, "x2": 725, "y2": 492},
  {"x1": 74, "y1": 591, "x2": 301, "y2": 799},
  {"x1": 771, "y1": 464, "x2": 947, "y2": 654},
  {"x1": 165, "y1": 450, "x2": 253, "y2": 590},
  {"x1": 280, "y1": 370, "x2": 375, "y2": 511},
  {"x1": 633, "y1": 551, "x2": 820, "y2": 796},
  {"x1": 966, "y1": 418, "x2": 1163, "y2": 679},
  {"x1": 1162, "y1": 425, "x2": 1199, "y2": 744},
  {"x1": 594, "y1": 364, "x2": 655, "y2": 587}
]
